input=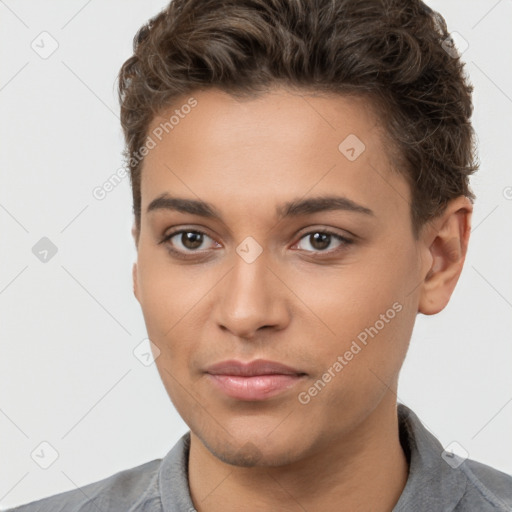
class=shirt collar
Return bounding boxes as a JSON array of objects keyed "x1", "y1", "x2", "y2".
[
  {"x1": 159, "y1": 430, "x2": 196, "y2": 512},
  {"x1": 392, "y1": 403, "x2": 467, "y2": 511},
  {"x1": 158, "y1": 404, "x2": 467, "y2": 512}
]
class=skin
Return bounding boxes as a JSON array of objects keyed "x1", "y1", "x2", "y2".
[{"x1": 131, "y1": 87, "x2": 472, "y2": 511}]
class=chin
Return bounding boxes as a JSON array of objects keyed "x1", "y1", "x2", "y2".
[{"x1": 194, "y1": 425, "x2": 306, "y2": 468}]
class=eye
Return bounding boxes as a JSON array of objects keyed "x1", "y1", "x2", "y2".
[
  {"x1": 294, "y1": 230, "x2": 353, "y2": 254},
  {"x1": 160, "y1": 229, "x2": 219, "y2": 255},
  {"x1": 159, "y1": 227, "x2": 353, "y2": 259}
]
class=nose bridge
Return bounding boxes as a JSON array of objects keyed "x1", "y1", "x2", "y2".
[{"x1": 214, "y1": 242, "x2": 287, "y2": 338}]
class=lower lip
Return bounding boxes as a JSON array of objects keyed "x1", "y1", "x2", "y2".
[{"x1": 206, "y1": 374, "x2": 305, "y2": 401}]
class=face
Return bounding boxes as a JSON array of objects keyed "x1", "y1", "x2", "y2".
[{"x1": 133, "y1": 87, "x2": 428, "y2": 467}]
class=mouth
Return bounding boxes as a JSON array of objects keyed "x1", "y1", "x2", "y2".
[{"x1": 204, "y1": 359, "x2": 307, "y2": 401}]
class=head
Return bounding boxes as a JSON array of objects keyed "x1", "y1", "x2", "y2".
[{"x1": 117, "y1": 0, "x2": 478, "y2": 466}]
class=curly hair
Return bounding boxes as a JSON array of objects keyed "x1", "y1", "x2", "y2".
[{"x1": 117, "y1": 0, "x2": 478, "y2": 238}]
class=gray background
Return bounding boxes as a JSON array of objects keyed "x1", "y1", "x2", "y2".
[{"x1": 1, "y1": 0, "x2": 511, "y2": 508}]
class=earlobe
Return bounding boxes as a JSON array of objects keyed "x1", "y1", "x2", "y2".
[
  {"x1": 418, "y1": 197, "x2": 472, "y2": 316},
  {"x1": 131, "y1": 223, "x2": 140, "y2": 302},
  {"x1": 132, "y1": 262, "x2": 139, "y2": 302},
  {"x1": 131, "y1": 223, "x2": 139, "y2": 248}
]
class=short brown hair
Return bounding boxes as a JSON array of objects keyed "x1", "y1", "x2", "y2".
[{"x1": 117, "y1": 0, "x2": 478, "y2": 238}]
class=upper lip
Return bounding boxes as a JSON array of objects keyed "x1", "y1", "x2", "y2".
[{"x1": 205, "y1": 359, "x2": 306, "y2": 376}]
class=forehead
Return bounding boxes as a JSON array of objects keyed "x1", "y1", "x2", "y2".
[{"x1": 140, "y1": 88, "x2": 410, "y2": 224}]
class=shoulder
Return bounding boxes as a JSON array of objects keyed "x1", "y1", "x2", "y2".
[
  {"x1": 5, "y1": 458, "x2": 163, "y2": 512},
  {"x1": 396, "y1": 404, "x2": 512, "y2": 511},
  {"x1": 455, "y1": 457, "x2": 512, "y2": 511}
]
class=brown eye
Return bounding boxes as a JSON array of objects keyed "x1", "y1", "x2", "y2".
[
  {"x1": 308, "y1": 232, "x2": 331, "y2": 251},
  {"x1": 161, "y1": 229, "x2": 217, "y2": 254},
  {"x1": 179, "y1": 231, "x2": 204, "y2": 250},
  {"x1": 296, "y1": 230, "x2": 353, "y2": 254}
]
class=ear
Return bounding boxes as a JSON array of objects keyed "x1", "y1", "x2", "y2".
[
  {"x1": 131, "y1": 223, "x2": 140, "y2": 302},
  {"x1": 132, "y1": 262, "x2": 139, "y2": 302},
  {"x1": 418, "y1": 196, "x2": 473, "y2": 315},
  {"x1": 131, "y1": 222, "x2": 140, "y2": 248}
]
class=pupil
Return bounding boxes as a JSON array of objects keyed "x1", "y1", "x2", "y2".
[
  {"x1": 183, "y1": 232, "x2": 203, "y2": 249},
  {"x1": 311, "y1": 232, "x2": 330, "y2": 250}
]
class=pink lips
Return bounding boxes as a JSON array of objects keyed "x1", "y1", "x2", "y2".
[{"x1": 205, "y1": 359, "x2": 306, "y2": 401}]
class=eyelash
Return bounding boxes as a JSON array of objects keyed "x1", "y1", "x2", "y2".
[{"x1": 159, "y1": 228, "x2": 354, "y2": 259}]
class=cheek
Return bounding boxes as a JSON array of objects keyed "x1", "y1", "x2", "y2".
[
  {"x1": 287, "y1": 259, "x2": 403, "y2": 341},
  {"x1": 288, "y1": 242, "x2": 418, "y2": 376},
  {"x1": 136, "y1": 255, "x2": 198, "y2": 400},
  {"x1": 135, "y1": 247, "x2": 217, "y2": 380},
  {"x1": 136, "y1": 246, "x2": 200, "y2": 337},
  {"x1": 136, "y1": 254, "x2": 189, "y2": 371}
]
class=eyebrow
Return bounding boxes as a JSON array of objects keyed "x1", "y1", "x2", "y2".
[{"x1": 146, "y1": 193, "x2": 375, "y2": 220}]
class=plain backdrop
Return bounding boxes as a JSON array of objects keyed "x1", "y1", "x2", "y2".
[{"x1": 1, "y1": 0, "x2": 511, "y2": 508}]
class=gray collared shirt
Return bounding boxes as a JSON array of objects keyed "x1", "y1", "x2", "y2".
[{"x1": 7, "y1": 404, "x2": 512, "y2": 511}]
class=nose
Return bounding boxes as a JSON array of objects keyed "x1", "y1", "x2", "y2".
[{"x1": 213, "y1": 249, "x2": 290, "y2": 340}]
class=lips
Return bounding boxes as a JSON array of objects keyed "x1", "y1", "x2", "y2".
[
  {"x1": 205, "y1": 359, "x2": 307, "y2": 401},
  {"x1": 205, "y1": 359, "x2": 305, "y2": 376}
]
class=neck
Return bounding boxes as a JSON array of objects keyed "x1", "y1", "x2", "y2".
[{"x1": 188, "y1": 395, "x2": 409, "y2": 512}]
